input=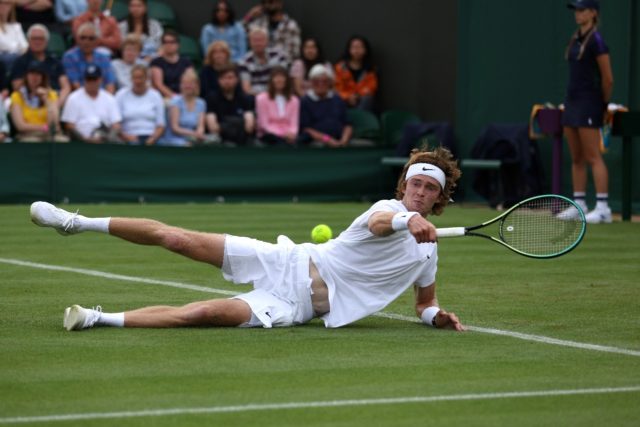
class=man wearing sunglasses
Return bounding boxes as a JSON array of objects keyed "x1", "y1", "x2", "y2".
[{"x1": 62, "y1": 22, "x2": 116, "y2": 93}]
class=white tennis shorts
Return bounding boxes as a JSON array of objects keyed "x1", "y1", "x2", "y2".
[{"x1": 222, "y1": 234, "x2": 315, "y2": 328}]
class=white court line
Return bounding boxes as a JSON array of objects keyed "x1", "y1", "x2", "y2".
[
  {"x1": 2, "y1": 257, "x2": 640, "y2": 358},
  {"x1": 1, "y1": 386, "x2": 639, "y2": 424}
]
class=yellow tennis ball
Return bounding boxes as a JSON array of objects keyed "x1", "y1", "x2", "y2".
[{"x1": 311, "y1": 224, "x2": 333, "y2": 243}]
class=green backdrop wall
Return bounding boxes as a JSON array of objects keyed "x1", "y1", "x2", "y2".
[{"x1": 456, "y1": 0, "x2": 640, "y2": 212}]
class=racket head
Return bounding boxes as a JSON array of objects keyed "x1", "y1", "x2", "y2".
[{"x1": 497, "y1": 195, "x2": 586, "y2": 259}]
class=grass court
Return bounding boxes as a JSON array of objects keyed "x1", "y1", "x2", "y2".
[{"x1": 1, "y1": 202, "x2": 639, "y2": 426}]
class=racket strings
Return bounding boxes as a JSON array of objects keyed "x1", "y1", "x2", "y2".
[{"x1": 500, "y1": 197, "x2": 584, "y2": 257}]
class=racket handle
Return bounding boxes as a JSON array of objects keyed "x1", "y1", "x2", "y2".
[{"x1": 436, "y1": 227, "x2": 466, "y2": 238}]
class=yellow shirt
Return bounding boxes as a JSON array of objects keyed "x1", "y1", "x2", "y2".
[{"x1": 10, "y1": 90, "x2": 58, "y2": 126}]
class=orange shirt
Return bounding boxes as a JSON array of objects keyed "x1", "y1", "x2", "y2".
[
  {"x1": 72, "y1": 12, "x2": 122, "y2": 52},
  {"x1": 333, "y1": 61, "x2": 378, "y2": 100}
]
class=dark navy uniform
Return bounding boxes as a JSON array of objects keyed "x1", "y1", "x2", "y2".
[{"x1": 562, "y1": 29, "x2": 609, "y2": 128}]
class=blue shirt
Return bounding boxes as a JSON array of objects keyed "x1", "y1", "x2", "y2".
[
  {"x1": 200, "y1": 22, "x2": 247, "y2": 63},
  {"x1": 566, "y1": 29, "x2": 609, "y2": 98},
  {"x1": 300, "y1": 92, "x2": 349, "y2": 139},
  {"x1": 160, "y1": 96, "x2": 206, "y2": 146},
  {"x1": 55, "y1": 0, "x2": 86, "y2": 22},
  {"x1": 62, "y1": 47, "x2": 116, "y2": 88}
]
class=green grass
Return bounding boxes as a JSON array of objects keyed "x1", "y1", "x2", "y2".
[{"x1": 1, "y1": 202, "x2": 639, "y2": 426}]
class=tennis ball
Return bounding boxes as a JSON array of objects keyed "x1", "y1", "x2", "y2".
[{"x1": 311, "y1": 224, "x2": 333, "y2": 243}]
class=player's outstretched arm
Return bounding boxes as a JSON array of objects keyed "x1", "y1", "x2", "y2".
[{"x1": 414, "y1": 284, "x2": 465, "y2": 332}]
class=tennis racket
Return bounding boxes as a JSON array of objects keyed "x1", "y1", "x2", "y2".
[{"x1": 436, "y1": 194, "x2": 586, "y2": 259}]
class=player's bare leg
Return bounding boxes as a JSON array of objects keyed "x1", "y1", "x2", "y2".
[
  {"x1": 108, "y1": 218, "x2": 226, "y2": 267},
  {"x1": 124, "y1": 299, "x2": 252, "y2": 327}
]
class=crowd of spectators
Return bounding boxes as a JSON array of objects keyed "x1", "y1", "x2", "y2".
[{"x1": 0, "y1": 0, "x2": 380, "y2": 147}]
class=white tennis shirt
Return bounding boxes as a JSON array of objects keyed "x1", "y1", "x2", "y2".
[{"x1": 301, "y1": 199, "x2": 438, "y2": 328}]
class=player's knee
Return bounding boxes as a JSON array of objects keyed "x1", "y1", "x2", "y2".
[
  {"x1": 159, "y1": 229, "x2": 191, "y2": 254},
  {"x1": 182, "y1": 304, "x2": 224, "y2": 326}
]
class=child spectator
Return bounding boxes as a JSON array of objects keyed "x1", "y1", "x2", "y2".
[
  {"x1": 256, "y1": 66, "x2": 299, "y2": 146},
  {"x1": 200, "y1": 1, "x2": 246, "y2": 63},
  {"x1": 334, "y1": 35, "x2": 378, "y2": 111}
]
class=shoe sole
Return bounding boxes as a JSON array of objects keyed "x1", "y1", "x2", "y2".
[{"x1": 63, "y1": 305, "x2": 84, "y2": 331}]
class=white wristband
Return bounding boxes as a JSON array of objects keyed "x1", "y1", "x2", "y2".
[
  {"x1": 421, "y1": 306, "x2": 440, "y2": 327},
  {"x1": 391, "y1": 211, "x2": 419, "y2": 231}
]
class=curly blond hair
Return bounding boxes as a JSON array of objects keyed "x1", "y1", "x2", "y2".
[{"x1": 394, "y1": 147, "x2": 461, "y2": 216}]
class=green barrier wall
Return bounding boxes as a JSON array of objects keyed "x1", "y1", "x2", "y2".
[
  {"x1": 456, "y1": 0, "x2": 640, "y2": 213},
  {"x1": 0, "y1": 144, "x2": 396, "y2": 204}
]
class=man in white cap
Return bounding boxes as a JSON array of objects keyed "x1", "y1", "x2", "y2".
[{"x1": 30, "y1": 146, "x2": 464, "y2": 332}]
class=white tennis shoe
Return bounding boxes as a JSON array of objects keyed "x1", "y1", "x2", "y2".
[
  {"x1": 30, "y1": 201, "x2": 80, "y2": 235},
  {"x1": 556, "y1": 205, "x2": 582, "y2": 221},
  {"x1": 585, "y1": 207, "x2": 612, "y2": 224},
  {"x1": 63, "y1": 305, "x2": 102, "y2": 331}
]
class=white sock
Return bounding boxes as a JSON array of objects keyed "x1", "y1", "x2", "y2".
[
  {"x1": 77, "y1": 216, "x2": 111, "y2": 233},
  {"x1": 573, "y1": 192, "x2": 587, "y2": 211},
  {"x1": 596, "y1": 193, "x2": 609, "y2": 210},
  {"x1": 96, "y1": 312, "x2": 125, "y2": 327}
]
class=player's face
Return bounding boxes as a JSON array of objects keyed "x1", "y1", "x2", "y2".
[{"x1": 402, "y1": 175, "x2": 441, "y2": 215}]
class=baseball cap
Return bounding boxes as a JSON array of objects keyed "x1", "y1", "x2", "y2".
[
  {"x1": 567, "y1": 0, "x2": 599, "y2": 11},
  {"x1": 84, "y1": 63, "x2": 102, "y2": 79},
  {"x1": 308, "y1": 64, "x2": 333, "y2": 80}
]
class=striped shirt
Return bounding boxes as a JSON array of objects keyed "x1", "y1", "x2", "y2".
[{"x1": 238, "y1": 47, "x2": 288, "y2": 94}]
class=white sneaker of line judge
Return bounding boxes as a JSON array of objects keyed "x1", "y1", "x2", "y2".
[
  {"x1": 584, "y1": 206, "x2": 613, "y2": 224},
  {"x1": 63, "y1": 305, "x2": 103, "y2": 331},
  {"x1": 30, "y1": 201, "x2": 80, "y2": 235}
]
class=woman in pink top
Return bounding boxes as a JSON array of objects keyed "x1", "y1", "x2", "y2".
[{"x1": 255, "y1": 66, "x2": 300, "y2": 146}]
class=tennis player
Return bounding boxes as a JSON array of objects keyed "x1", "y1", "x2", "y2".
[{"x1": 31, "y1": 147, "x2": 464, "y2": 332}]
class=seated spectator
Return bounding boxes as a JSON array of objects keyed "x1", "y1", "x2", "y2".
[
  {"x1": 150, "y1": 29, "x2": 193, "y2": 100},
  {"x1": 298, "y1": 64, "x2": 352, "y2": 147},
  {"x1": 199, "y1": 40, "x2": 232, "y2": 100},
  {"x1": 10, "y1": 24, "x2": 71, "y2": 106},
  {"x1": 112, "y1": 34, "x2": 146, "y2": 89},
  {"x1": 0, "y1": 98, "x2": 9, "y2": 142},
  {"x1": 205, "y1": 64, "x2": 255, "y2": 145},
  {"x1": 243, "y1": 0, "x2": 300, "y2": 64},
  {"x1": 0, "y1": 61, "x2": 7, "y2": 98},
  {"x1": 238, "y1": 27, "x2": 287, "y2": 96},
  {"x1": 0, "y1": 0, "x2": 28, "y2": 71},
  {"x1": 62, "y1": 22, "x2": 116, "y2": 93},
  {"x1": 61, "y1": 63, "x2": 121, "y2": 143},
  {"x1": 160, "y1": 69, "x2": 207, "y2": 147},
  {"x1": 9, "y1": 61, "x2": 67, "y2": 142},
  {"x1": 72, "y1": 0, "x2": 121, "y2": 55},
  {"x1": 334, "y1": 35, "x2": 378, "y2": 111},
  {"x1": 200, "y1": 1, "x2": 246, "y2": 63},
  {"x1": 118, "y1": 0, "x2": 162, "y2": 61},
  {"x1": 55, "y1": 0, "x2": 86, "y2": 26},
  {"x1": 115, "y1": 64, "x2": 164, "y2": 145},
  {"x1": 290, "y1": 37, "x2": 331, "y2": 97},
  {"x1": 15, "y1": 0, "x2": 55, "y2": 32},
  {"x1": 256, "y1": 66, "x2": 298, "y2": 146}
]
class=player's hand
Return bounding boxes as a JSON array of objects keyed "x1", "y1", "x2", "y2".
[
  {"x1": 434, "y1": 310, "x2": 465, "y2": 332},
  {"x1": 407, "y1": 215, "x2": 437, "y2": 243}
]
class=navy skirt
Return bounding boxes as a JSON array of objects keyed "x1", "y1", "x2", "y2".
[{"x1": 563, "y1": 93, "x2": 606, "y2": 128}]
